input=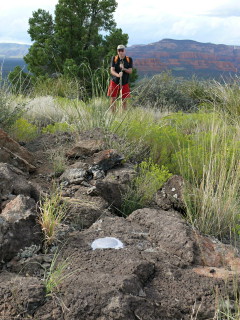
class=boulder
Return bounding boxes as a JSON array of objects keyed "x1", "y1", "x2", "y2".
[
  {"x1": 0, "y1": 146, "x2": 36, "y2": 172},
  {"x1": 59, "y1": 168, "x2": 88, "y2": 185},
  {"x1": 128, "y1": 208, "x2": 195, "y2": 264},
  {"x1": 91, "y1": 149, "x2": 124, "y2": 171},
  {"x1": 66, "y1": 139, "x2": 104, "y2": 158},
  {"x1": 155, "y1": 175, "x2": 185, "y2": 213},
  {"x1": 64, "y1": 193, "x2": 109, "y2": 229},
  {"x1": 0, "y1": 195, "x2": 42, "y2": 262},
  {"x1": 0, "y1": 129, "x2": 36, "y2": 172},
  {"x1": 95, "y1": 164, "x2": 136, "y2": 210},
  {"x1": 0, "y1": 163, "x2": 40, "y2": 209}
]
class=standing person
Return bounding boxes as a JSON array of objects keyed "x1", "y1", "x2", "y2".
[{"x1": 107, "y1": 45, "x2": 133, "y2": 112}]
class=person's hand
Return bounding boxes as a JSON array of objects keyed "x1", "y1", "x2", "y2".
[{"x1": 118, "y1": 71, "x2": 123, "y2": 78}]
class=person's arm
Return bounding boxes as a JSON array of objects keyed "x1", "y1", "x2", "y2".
[
  {"x1": 122, "y1": 67, "x2": 132, "y2": 74},
  {"x1": 110, "y1": 67, "x2": 123, "y2": 78},
  {"x1": 120, "y1": 57, "x2": 133, "y2": 74}
]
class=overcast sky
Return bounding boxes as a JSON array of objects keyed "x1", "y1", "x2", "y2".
[{"x1": 1, "y1": 0, "x2": 240, "y2": 46}]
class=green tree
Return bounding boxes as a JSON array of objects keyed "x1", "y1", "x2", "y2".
[
  {"x1": 24, "y1": 0, "x2": 138, "y2": 96},
  {"x1": 104, "y1": 27, "x2": 129, "y2": 61},
  {"x1": 25, "y1": 1, "x2": 120, "y2": 75},
  {"x1": 24, "y1": 9, "x2": 57, "y2": 76}
]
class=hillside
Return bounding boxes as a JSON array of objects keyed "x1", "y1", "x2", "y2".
[
  {"x1": 0, "y1": 43, "x2": 30, "y2": 58},
  {"x1": 127, "y1": 39, "x2": 240, "y2": 79},
  {"x1": 2, "y1": 39, "x2": 240, "y2": 79}
]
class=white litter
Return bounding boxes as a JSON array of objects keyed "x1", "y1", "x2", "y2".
[{"x1": 91, "y1": 237, "x2": 124, "y2": 250}]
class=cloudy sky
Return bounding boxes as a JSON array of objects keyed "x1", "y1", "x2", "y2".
[{"x1": 1, "y1": 0, "x2": 240, "y2": 46}]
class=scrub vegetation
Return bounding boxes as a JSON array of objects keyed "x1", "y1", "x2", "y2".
[{"x1": 1, "y1": 69, "x2": 240, "y2": 318}]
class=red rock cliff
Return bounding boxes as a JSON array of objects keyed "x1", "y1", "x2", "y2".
[{"x1": 127, "y1": 39, "x2": 240, "y2": 77}]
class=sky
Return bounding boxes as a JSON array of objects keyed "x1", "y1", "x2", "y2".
[{"x1": 1, "y1": 0, "x2": 240, "y2": 47}]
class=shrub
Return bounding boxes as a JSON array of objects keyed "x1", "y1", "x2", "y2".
[
  {"x1": 38, "y1": 187, "x2": 67, "y2": 247},
  {"x1": 47, "y1": 149, "x2": 67, "y2": 177},
  {"x1": 0, "y1": 85, "x2": 25, "y2": 130},
  {"x1": 206, "y1": 78, "x2": 240, "y2": 120},
  {"x1": 31, "y1": 76, "x2": 86, "y2": 99},
  {"x1": 9, "y1": 118, "x2": 39, "y2": 142},
  {"x1": 8, "y1": 66, "x2": 32, "y2": 94},
  {"x1": 122, "y1": 159, "x2": 172, "y2": 216},
  {"x1": 133, "y1": 72, "x2": 199, "y2": 111},
  {"x1": 42, "y1": 122, "x2": 75, "y2": 134}
]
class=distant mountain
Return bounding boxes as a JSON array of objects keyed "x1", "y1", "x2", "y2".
[
  {"x1": 2, "y1": 40, "x2": 240, "y2": 80},
  {"x1": 127, "y1": 39, "x2": 240, "y2": 79},
  {"x1": 0, "y1": 43, "x2": 30, "y2": 58}
]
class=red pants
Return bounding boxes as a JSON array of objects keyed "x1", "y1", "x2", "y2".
[{"x1": 107, "y1": 80, "x2": 131, "y2": 99}]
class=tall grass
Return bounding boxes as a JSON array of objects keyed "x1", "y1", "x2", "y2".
[
  {"x1": 44, "y1": 250, "x2": 70, "y2": 296},
  {"x1": 38, "y1": 187, "x2": 67, "y2": 247},
  {"x1": 0, "y1": 79, "x2": 26, "y2": 130},
  {"x1": 181, "y1": 120, "x2": 240, "y2": 239},
  {"x1": 108, "y1": 107, "x2": 240, "y2": 239},
  {"x1": 214, "y1": 278, "x2": 240, "y2": 320}
]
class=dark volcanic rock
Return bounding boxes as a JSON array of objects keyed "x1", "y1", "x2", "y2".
[
  {"x1": 34, "y1": 209, "x2": 226, "y2": 320},
  {"x1": 0, "y1": 128, "x2": 36, "y2": 172},
  {"x1": 0, "y1": 195, "x2": 42, "y2": 262},
  {"x1": 155, "y1": 175, "x2": 185, "y2": 213},
  {"x1": 66, "y1": 139, "x2": 104, "y2": 158},
  {"x1": 0, "y1": 163, "x2": 40, "y2": 206},
  {"x1": 0, "y1": 272, "x2": 45, "y2": 318},
  {"x1": 95, "y1": 164, "x2": 136, "y2": 210}
]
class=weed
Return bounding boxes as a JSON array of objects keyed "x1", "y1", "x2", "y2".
[
  {"x1": 0, "y1": 82, "x2": 26, "y2": 130},
  {"x1": 44, "y1": 250, "x2": 70, "y2": 296},
  {"x1": 122, "y1": 158, "x2": 172, "y2": 216},
  {"x1": 180, "y1": 122, "x2": 240, "y2": 239},
  {"x1": 9, "y1": 118, "x2": 39, "y2": 141},
  {"x1": 38, "y1": 187, "x2": 67, "y2": 247},
  {"x1": 42, "y1": 122, "x2": 75, "y2": 134},
  {"x1": 48, "y1": 149, "x2": 67, "y2": 177},
  {"x1": 214, "y1": 278, "x2": 240, "y2": 320}
]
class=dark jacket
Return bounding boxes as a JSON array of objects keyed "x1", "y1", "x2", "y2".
[{"x1": 111, "y1": 55, "x2": 133, "y2": 85}]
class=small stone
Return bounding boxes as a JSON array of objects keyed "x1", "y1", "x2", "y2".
[
  {"x1": 139, "y1": 289, "x2": 146, "y2": 297},
  {"x1": 87, "y1": 186, "x2": 98, "y2": 196}
]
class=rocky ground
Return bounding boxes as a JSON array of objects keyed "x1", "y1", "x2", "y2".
[{"x1": 0, "y1": 128, "x2": 240, "y2": 320}]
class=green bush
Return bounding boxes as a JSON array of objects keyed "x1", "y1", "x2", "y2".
[
  {"x1": 133, "y1": 72, "x2": 200, "y2": 111},
  {"x1": 122, "y1": 159, "x2": 172, "y2": 216},
  {"x1": 9, "y1": 118, "x2": 39, "y2": 141},
  {"x1": 31, "y1": 76, "x2": 86, "y2": 99},
  {"x1": 205, "y1": 79, "x2": 240, "y2": 119},
  {"x1": 42, "y1": 122, "x2": 75, "y2": 134},
  {"x1": 0, "y1": 94, "x2": 25, "y2": 130}
]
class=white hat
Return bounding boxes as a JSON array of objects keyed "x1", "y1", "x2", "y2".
[{"x1": 117, "y1": 44, "x2": 125, "y2": 50}]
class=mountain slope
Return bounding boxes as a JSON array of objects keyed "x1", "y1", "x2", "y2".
[
  {"x1": 0, "y1": 43, "x2": 30, "y2": 58},
  {"x1": 1, "y1": 39, "x2": 240, "y2": 79},
  {"x1": 127, "y1": 39, "x2": 240, "y2": 79}
]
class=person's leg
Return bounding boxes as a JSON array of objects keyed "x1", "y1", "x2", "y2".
[
  {"x1": 121, "y1": 84, "x2": 130, "y2": 111},
  {"x1": 107, "y1": 81, "x2": 119, "y2": 112}
]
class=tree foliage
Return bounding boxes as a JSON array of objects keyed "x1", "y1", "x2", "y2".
[{"x1": 24, "y1": 0, "x2": 135, "y2": 96}]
